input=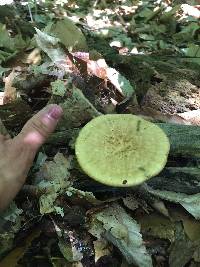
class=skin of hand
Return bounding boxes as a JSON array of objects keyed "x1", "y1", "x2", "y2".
[{"x1": 0, "y1": 104, "x2": 63, "y2": 211}]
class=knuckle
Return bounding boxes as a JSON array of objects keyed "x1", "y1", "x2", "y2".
[{"x1": 29, "y1": 119, "x2": 50, "y2": 139}]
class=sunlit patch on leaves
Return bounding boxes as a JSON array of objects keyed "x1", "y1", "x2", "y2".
[{"x1": 35, "y1": 28, "x2": 69, "y2": 69}]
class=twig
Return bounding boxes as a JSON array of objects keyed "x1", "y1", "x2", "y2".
[{"x1": 27, "y1": 3, "x2": 34, "y2": 23}]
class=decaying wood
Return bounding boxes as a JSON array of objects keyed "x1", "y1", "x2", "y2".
[
  {"x1": 0, "y1": 98, "x2": 32, "y2": 128},
  {"x1": 46, "y1": 122, "x2": 200, "y2": 196},
  {"x1": 47, "y1": 128, "x2": 80, "y2": 144},
  {"x1": 158, "y1": 123, "x2": 200, "y2": 158},
  {"x1": 148, "y1": 167, "x2": 200, "y2": 194},
  {"x1": 47, "y1": 123, "x2": 200, "y2": 158},
  {"x1": 73, "y1": 167, "x2": 200, "y2": 196}
]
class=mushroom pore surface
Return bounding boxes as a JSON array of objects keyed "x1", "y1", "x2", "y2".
[{"x1": 75, "y1": 114, "x2": 170, "y2": 187}]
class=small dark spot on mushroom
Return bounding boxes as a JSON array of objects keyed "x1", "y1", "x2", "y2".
[
  {"x1": 136, "y1": 120, "x2": 141, "y2": 132},
  {"x1": 139, "y1": 167, "x2": 146, "y2": 172},
  {"x1": 122, "y1": 180, "x2": 127, "y2": 184}
]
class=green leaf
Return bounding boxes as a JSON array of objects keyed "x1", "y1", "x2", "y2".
[
  {"x1": 185, "y1": 44, "x2": 200, "y2": 65},
  {"x1": 0, "y1": 65, "x2": 9, "y2": 76},
  {"x1": 0, "y1": 23, "x2": 13, "y2": 50},
  {"x1": 106, "y1": 68, "x2": 135, "y2": 98},
  {"x1": 138, "y1": 8, "x2": 154, "y2": 19},
  {"x1": 49, "y1": 18, "x2": 88, "y2": 52},
  {"x1": 173, "y1": 23, "x2": 199, "y2": 42},
  {"x1": 0, "y1": 49, "x2": 16, "y2": 63},
  {"x1": 160, "y1": 5, "x2": 181, "y2": 22},
  {"x1": 33, "y1": 152, "x2": 47, "y2": 171},
  {"x1": 139, "y1": 34, "x2": 155, "y2": 41},
  {"x1": 0, "y1": 23, "x2": 28, "y2": 63}
]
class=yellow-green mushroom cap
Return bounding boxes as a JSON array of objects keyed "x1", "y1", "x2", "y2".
[{"x1": 75, "y1": 114, "x2": 170, "y2": 187}]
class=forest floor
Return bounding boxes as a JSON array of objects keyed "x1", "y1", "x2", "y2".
[{"x1": 0, "y1": 1, "x2": 200, "y2": 267}]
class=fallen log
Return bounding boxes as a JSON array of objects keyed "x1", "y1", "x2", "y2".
[
  {"x1": 147, "y1": 167, "x2": 200, "y2": 194},
  {"x1": 158, "y1": 123, "x2": 200, "y2": 158},
  {"x1": 47, "y1": 123, "x2": 200, "y2": 158}
]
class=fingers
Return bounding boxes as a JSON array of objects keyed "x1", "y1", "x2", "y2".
[
  {"x1": 14, "y1": 104, "x2": 63, "y2": 152},
  {"x1": 0, "y1": 105, "x2": 62, "y2": 211}
]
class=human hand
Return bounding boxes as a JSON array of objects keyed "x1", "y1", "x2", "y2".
[{"x1": 0, "y1": 104, "x2": 63, "y2": 211}]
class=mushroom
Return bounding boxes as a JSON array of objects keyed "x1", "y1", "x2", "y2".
[{"x1": 75, "y1": 114, "x2": 170, "y2": 187}]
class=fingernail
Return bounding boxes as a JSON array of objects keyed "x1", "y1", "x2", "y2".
[{"x1": 47, "y1": 105, "x2": 63, "y2": 120}]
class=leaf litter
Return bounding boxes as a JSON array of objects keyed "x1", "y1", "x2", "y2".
[{"x1": 0, "y1": 0, "x2": 200, "y2": 266}]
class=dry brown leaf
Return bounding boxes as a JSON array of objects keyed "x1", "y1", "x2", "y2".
[
  {"x1": 70, "y1": 52, "x2": 107, "y2": 79},
  {"x1": 178, "y1": 110, "x2": 200, "y2": 126},
  {"x1": 25, "y1": 48, "x2": 41, "y2": 65},
  {"x1": 145, "y1": 109, "x2": 200, "y2": 126},
  {"x1": 2, "y1": 70, "x2": 17, "y2": 105},
  {"x1": 0, "y1": 92, "x2": 4, "y2": 106},
  {"x1": 181, "y1": 4, "x2": 200, "y2": 18},
  {"x1": 140, "y1": 107, "x2": 190, "y2": 125},
  {"x1": 87, "y1": 58, "x2": 107, "y2": 79},
  {"x1": 93, "y1": 239, "x2": 112, "y2": 263},
  {"x1": 70, "y1": 52, "x2": 134, "y2": 97}
]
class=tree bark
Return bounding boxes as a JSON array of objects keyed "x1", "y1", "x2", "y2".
[
  {"x1": 147, "y1": 167, "x2": 200, "y2": 194},
  {"x1": 158, "y1": 123, "x2": 200, "y2": 158},
  {"x1": 47, "y1": 123, "x2": 200, "y2": 158}
]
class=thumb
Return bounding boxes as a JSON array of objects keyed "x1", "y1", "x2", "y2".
[{"x1": 16, "y1": 104, "x2": 63, "y2": 152}]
